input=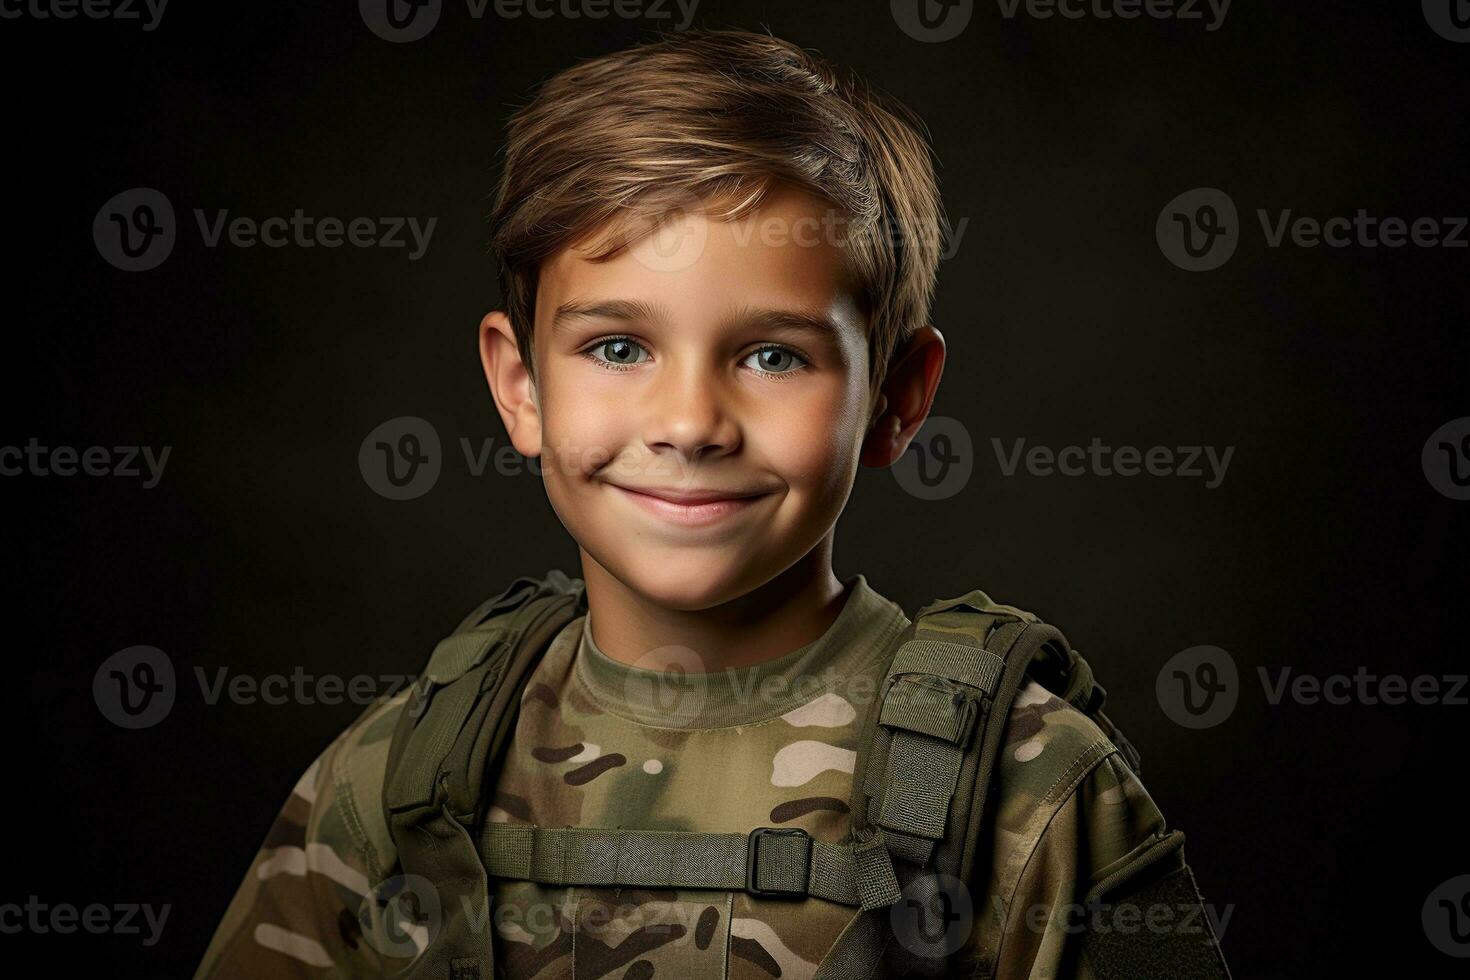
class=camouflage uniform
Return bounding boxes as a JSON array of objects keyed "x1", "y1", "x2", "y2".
[{"x1": 196, "y1": 577, "x2": 1172, "y2": 979}]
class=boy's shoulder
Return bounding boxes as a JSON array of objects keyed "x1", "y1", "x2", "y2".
[
  {"x1": 306, "y1": 688, "x2": 414, "y2": 882},
  {"x1": 905, "y1": 585, "x2": 1148, "y2": 804},
  {"x1": 901, "y1": 585, "x2": 1168, "y2": 901},
  {"x1": 990, "y1": 675, "x2": 1163, "y2": 863}
]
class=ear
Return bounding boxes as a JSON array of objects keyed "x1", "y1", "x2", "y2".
[
  {"x1": 479, "y1": 310, "x2": 542, "y2": 457},
  {"x1": 860, "y1": 325, "x2": 946, "y2": 468}
]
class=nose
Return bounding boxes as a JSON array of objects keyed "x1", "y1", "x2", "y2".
[{"x1": 640, "y1": 359, "x2": 741, "y2": 463}]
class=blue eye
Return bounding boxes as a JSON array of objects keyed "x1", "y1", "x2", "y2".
[
  {"x1": 743, "y1": 346, "x2": 806, "y2": 375},
  {"x1": 586, "y1": 337, "x2": 649, "y2": 367},
  {"x1": 579, "y1": 340, "x2": 811, "y2": 379}
]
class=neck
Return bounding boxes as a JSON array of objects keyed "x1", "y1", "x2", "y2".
[{"x1": 579, "y1": 543, "x2": 847, "y2": 671}]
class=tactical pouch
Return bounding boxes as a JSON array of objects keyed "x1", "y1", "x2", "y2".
[
  {"x1": 380, "y1": 572, "x2": 586, "y2": 980},
  {"x1": 822, "y1": 590, "x2": 1224, "y2": 979}
]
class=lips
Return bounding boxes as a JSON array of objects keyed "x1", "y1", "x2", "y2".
[
  {"x1": 607, "y1": 482, "x2": 774, "y2": 527},
  {"x1": 612, "y1": 484, "x2": 768, "y2": 505}
]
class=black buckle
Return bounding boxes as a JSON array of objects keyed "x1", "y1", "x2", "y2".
[{"x1": 746, "y1": 827, "x2": 812, "y2": 899}]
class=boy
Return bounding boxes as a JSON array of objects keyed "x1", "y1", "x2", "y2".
[{"x1": 197, "y1": 29, "x2": 1230, "y2": 979}]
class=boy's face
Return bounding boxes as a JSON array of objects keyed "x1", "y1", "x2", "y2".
[{"x1": 487, "y1": 185, "x2": 894, "y2": 611}]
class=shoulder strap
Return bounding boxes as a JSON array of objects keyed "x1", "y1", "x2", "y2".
[
  {"x1": 819, "y1": 591, "x2": 1053, "y2": 978},
  {"x1": 379, "y1": 571, "x2": 585, "y2": 980},
  {"x1": 830, "y1": 589, "x2": 1229, "y2": 980},
  {"x1": 844, "y1": 591, "x2": 1055, "y2": 907}
]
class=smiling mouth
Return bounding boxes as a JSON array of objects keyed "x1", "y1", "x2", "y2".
[{"x1": 607, "y1": 483, "x2": 774, "y2": 527}]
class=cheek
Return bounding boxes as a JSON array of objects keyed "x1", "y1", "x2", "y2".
[
  {"x1": 539, "y1": 374, "x2": 630, "y2": 476},
  {"x1": 751, "y1": 380, "x2": 864, "y2": 494}
]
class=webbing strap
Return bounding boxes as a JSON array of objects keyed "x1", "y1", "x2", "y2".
[
  {"x1": 889, "y1": 639, "x2": 1005, "y2": 690},
  {"x1": 381, "y1": 575, "x2": 586, "y2": 980},
  {"x1": 478, "y1": 825, "x2": 862, "y2": 906},
  {"x1": 878, "y1": 731, "x2": 965, "y2": 840},
  {"x1": 386, "y1": 675, "x2": 488, "y2": 813},
  {"x1": 851, "y1": 828, "x2": 902, "y2": 911}
]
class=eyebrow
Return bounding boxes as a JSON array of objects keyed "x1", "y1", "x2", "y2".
[{"x1": 551, "y1": 299, "x2": 842, "y2": 339}]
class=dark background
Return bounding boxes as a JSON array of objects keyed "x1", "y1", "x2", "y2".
[{"x1": 4, "y1": 0, "x2": 1467, "y2": 975}]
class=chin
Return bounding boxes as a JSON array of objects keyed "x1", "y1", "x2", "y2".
[{"x1": 604, "y1": 546, "x2": 763, "y2": 612}]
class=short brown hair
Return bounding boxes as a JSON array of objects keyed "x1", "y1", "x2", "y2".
[{"x1": 489, "y1": 28, "x2": 947, "y2": 389}]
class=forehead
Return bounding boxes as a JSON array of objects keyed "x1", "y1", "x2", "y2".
[{"x1": 535, "y1": 185, "x2": 866, "y2": 333}]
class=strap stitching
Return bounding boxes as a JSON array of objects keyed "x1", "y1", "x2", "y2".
[{"x1": 332, "y1": 737, "x2": 383, "y2": 884}]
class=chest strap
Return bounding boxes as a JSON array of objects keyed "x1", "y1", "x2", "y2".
[{"x1": 479, "y1": 824, "x2": 863, "y2": 906}]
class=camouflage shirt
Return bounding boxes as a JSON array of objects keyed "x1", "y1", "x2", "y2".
[{"x1": 196, "y1": 577, "x2": 1170, "y2": 979}]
